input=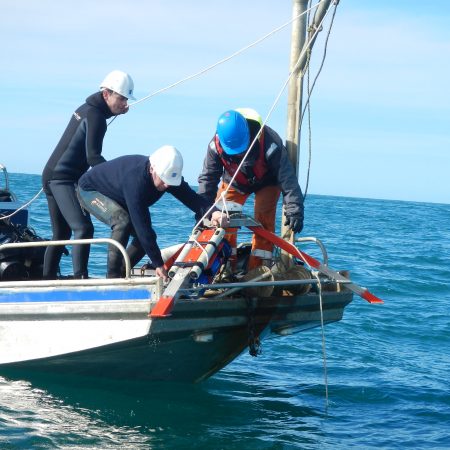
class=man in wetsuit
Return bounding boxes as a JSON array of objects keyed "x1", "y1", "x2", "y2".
[
  {"x1": 42, "y1": 70, "x2": 135, "y2": 279},
  {"x1": 198, "y1": 108, "x2": 304, "y2": 270},
  {"x1": 77, "y1": 146, "x2": 226, "y2": 279}
]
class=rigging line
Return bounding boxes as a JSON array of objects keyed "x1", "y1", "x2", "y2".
[
  {"x1": 302, "y1": 2, "x2": 339, "y2": 198},
  {"x1": 279, "y1": 2, "x2": 336, "y2": 262},
  {"x1": 191, "y1": 2, "x2": 334, "y2": 236},
  {"x1": 128, "y1": 0, "x2": 327, "y2": 107},
  {"x1": 300, "y1": 1, "x2": 338, "y2": 126},
  {"x1": 107, "y1": 115, "x2": 118, "y2": 127},
  {"x1": 313, "y1": 270, "x2": 329, "y2": 412},
  {"x1": 0, "y1": 187, "x2": 44, "y2": 222},
  {"x1": 298, "y1": 0, "x2": 314, "y2": 199},
  {"x1": 303, "y1": 56, "x2": 313, "y2": 198}
]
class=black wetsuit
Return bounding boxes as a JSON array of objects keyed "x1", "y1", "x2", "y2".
[
  {"x1": 78, "y1": 155, "x2": 213, "y2": 277},
  {"x1": 42, "y1": 92, "x2": 113, "y2": 278}
]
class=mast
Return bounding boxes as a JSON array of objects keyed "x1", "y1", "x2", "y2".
[
  {"x1": 282, "y1": 0, "x2": 333, "y2": 241},
  {"x1": 285, "y1": 0, "x2": 308, "y2": 179}
]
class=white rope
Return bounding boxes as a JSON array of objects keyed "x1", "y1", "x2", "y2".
[
  {"x1": 0, "y1": 187, "x2": 44, "y2": 222},
  {"x1": 300, "y1": 2, "x2": 338, "y2": 198},
  {"x1": 312, "y1": 269, "x2": 329, "y2": 412},
  {"x1": 129, "y1": 0, "x2": 327, "y2": 107}
]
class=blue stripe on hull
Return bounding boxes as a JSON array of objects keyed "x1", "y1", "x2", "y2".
[{"x1": 0, "y1": 289, "x2": 151, "y2": 304}]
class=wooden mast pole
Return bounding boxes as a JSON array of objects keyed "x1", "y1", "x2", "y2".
[
  {"x1": 281, "y1": 0, "x2": 308, "y2": 263},
  {"x1": 284, "y1": 0, "x2": 308, "y2": 178},
  {"x1": 281, "y1": 0, "x2": 333, "y2": 254}
]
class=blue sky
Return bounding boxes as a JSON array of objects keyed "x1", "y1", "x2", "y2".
[{"x1": 1, "y1": 1, "x2": 449, "y2": 204}]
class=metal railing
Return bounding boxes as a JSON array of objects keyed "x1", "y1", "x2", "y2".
[
  {"x1": 0, "y1": 238, "x2": 132, "y2": 283},
  {"x1": 295, "y1": 236, "x2": 329, "y2": 266}
]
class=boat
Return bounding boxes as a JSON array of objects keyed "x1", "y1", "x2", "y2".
[
  {"x1": 0, "y1": 169, "x2": 357, "y2": 382},
  {"x1": 0, "y1": 1, "x2": 382, "y2": 383}
]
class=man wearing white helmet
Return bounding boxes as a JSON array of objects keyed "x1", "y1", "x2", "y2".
[
  {"x1": 77, "y1": 146, "x2": 225, "y2": 279},
  {"x1": 42, "y1": 70, "x2": 135, "y2": 279}
]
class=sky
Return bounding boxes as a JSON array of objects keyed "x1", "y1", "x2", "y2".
[{"x1": 1, "y1": 0, "x2": 449, "y2": 205}]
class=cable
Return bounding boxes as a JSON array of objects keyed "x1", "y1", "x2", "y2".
[
  {"x1": 0, "y1": 187, "x2": 44, "y2": 222},
  {"x1": 313, "y1": 269, "x2": 329, "y2": 412},
  {"x1": 129, "y1": 0, "x2": 327, "y2": 107},
  {"x1": 300, "y1": 2, "x2": 339, "y2": 198}
]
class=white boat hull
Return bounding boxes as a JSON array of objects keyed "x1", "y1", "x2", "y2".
[{"x1": 0, "y1": 278, "x2": 352, "y2": 382}]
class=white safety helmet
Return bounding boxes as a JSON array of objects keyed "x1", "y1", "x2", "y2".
[
  {"x1": 100, "y1": 70, "x2": 136, "y2": 100},
  {"x1": 235, "y1": 107, "x2": 263, "y2": 127},
  {"x1": 149, "y1": 145, "x2": 183, "y2": 186}
]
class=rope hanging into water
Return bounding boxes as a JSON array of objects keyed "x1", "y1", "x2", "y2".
[{"x1": 312, "y1": 269, "x2": 329, "y2": 411}]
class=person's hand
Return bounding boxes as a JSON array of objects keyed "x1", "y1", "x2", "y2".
[
  {"x1": 155, "y1": 266, "x2": 168, "y2": 281},
  {"x1": 211, "y1": 210, "x2": 230, "y2": 228},
  {"x1": 284, "y1": 213, "x2": 304, "y2": 233}
]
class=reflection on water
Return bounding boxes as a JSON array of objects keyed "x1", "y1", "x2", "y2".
[{"x1": 0, "y1": 369, "x2": 323, "y2": 450}]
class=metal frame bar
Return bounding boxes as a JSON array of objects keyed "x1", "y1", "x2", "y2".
[
  {"x1": 181, "y1": 277, "x2": 349, "y2": 292},
  {"x1": 0, "y1": 238, "x2": 132, "y2": 279},
  {"x1": 295, "y1": 236, "x2": 329, "y2": 266}
]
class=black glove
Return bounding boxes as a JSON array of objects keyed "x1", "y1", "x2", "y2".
[{"x1": 284, "y1": 214, "x2": 304, "y2": 233}]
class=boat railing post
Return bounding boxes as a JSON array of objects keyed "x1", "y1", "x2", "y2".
[
  {"x1": 295, "y1": 236, "x2": 329, "y2": 266},
  {"x1": 0, "y1": 164, "x2": 9, "y2": 192},
  {"x1": 0, "y1": 238, "x2": 131, "y2": 279}
]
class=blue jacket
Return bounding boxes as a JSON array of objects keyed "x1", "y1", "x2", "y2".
[{"x1": 79, "y1": 154, "x2": 212, "y2": 267}]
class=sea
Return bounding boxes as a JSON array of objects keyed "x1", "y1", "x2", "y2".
[{"x1": 1, "y1": 172, "x2": 449, "y2": 450}]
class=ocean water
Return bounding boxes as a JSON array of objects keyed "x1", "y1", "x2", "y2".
[{"x1": 1, "y1": 173, "x2": 449, "y2": 449}]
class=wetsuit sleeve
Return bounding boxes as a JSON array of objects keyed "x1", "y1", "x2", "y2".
[
  {"x1": 123, "y1": 183, "x2": 164, "y2": 268},
  {"x1": 169, "y1": 180, "x2": 216, "y2": 221},
  {"x1": 197, "y1": 139, "x2": 224, "y2": 204},
  {"x1": 85, "y1": 109, "x2": 107, "y2": 167}
]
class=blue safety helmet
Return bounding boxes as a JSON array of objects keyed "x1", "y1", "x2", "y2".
[{"x1": 216, "y1": 110, "x2": 250, "y2": 155}]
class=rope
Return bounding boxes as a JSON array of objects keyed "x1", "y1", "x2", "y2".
[
  {"x1": 303, "y1": 52, "x2": 313, "y2": 198},
  {"x1": 300, "y1": 2, "x2": 339, "y2": 198},
  {"x1": 128, "y1": 0, "x2": 327, "y2": 107},
  {"x1": 0, "y1": 187, "x2": 44, "y2": 222},
  {"x1": 312, "y1": 269, "x2": 329, "y2": 412}
]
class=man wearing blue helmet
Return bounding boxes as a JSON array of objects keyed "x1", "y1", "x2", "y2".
[{"x1": 198, "y1": 109, "x2": 304, "y2": 270}]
